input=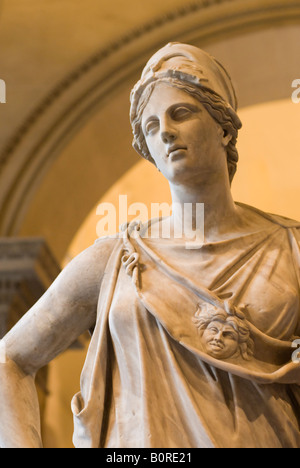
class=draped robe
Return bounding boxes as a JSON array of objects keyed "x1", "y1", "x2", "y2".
[{"x1": 71, "y1": 204, "x2": 300, "y2": 448}]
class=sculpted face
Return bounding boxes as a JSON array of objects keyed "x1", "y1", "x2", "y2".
[
  {"x1": 141, "y1": 83, "x2": 231, "y2": 186},
  {"x1": 202, "y1": 320, "x2": 239, "y2": 359}
]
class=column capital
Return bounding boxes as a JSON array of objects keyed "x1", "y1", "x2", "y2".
[{"x1": 0, "y1": 237, "x2": 60, "y2": 337}]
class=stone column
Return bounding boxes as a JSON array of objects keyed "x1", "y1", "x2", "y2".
[
  {"x1": 0, "y1": 237, "x2": 61, "y2": 432},
  {"x1": 0, "y1": 237, "x2": 61, "y2": 335}
]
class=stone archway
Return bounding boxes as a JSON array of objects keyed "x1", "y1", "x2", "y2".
[{"x1": 1, "y1": 0, "x2": 299, "y2": 262}]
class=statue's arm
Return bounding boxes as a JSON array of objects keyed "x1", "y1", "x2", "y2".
[{"x1": 0, "y1": 238, "x2": 116, "y2": 448}]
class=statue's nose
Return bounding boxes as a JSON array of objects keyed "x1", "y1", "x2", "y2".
[
  {"x1": 161, "y1": 130, "x2": 176, "y2": 144},
  {"x1": 214, "y1": 331, "x2": 223, "y2": 341},
  {"x1": 160, "y1": 116, "x2": 177, "y2": 144}
]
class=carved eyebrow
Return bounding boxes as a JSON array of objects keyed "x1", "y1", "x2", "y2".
[
  {"x1": 168, "y1": 102, "x2": 201, "y2": 114},
  {"x1": 207, "y1": 323, "x2": 221, "y2": 330},
  {"x1": 222, "y1": 327, "x2": 238, "y2": 334},
  {"x1": 142, "y1": 102, "x2": 201, "y2": 130}
]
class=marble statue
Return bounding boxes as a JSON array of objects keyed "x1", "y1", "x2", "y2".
[{"x1": 0, "y1": 43, "x2": 299, "y2": 448}]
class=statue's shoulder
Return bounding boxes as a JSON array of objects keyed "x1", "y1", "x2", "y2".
[
  {"x1": 94, "y1": 231, "x2": 123, "y2": 245},
  {"x1": 92, "y1": 232, "x2": 123, "y2": 260},
  {"x1": 236, "y1": 202, "x2": 300, "y2": 229}
]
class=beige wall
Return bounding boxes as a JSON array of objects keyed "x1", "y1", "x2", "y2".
[{"x1": 0, "y1": 0, "x2": 300, "y2": 449}]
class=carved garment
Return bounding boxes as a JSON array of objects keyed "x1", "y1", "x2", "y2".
[{"x1": 71, "y1": 204, "x2": 300, "y2": 448}]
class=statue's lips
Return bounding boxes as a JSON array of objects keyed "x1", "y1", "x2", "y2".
[
  {"x1": 168, "y1": 147, "x2": 187, "y2": 161},
  {"x1": 208, "y1": 342, "x2": 224, "y2": 351}
]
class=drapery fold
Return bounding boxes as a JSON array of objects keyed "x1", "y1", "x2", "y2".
[{"x1": 72, "y1": 205, "x2": 300, "y2": 448}]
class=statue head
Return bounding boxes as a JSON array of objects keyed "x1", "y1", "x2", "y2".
[
  {"x1": 130, "y1": 42, "x2": 242, "y2": 184},
  {"x1": 193, "y1": 302, "x2": 254, "y2": 360}
]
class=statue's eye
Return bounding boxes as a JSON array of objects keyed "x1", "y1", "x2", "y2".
[
  {"x1": 145, "y1": 119, "x2": 159, "y2": 135},
  {"x1": 172, "y1": 107, "x2": 192, "y2": 120},
  {"x1": 223, "y1": 332, "x2": 236, "y2": 340}
]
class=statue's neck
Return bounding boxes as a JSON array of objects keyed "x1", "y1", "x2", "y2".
[{"x1": 168, "y1": 178, "x2": 239, "y2": 242}]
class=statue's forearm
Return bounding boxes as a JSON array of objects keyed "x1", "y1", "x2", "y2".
[{"x1": 0, "y1": 357, "x2": 42, "y2": 448}]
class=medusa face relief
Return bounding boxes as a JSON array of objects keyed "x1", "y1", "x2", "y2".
[
  {"x1": 201, "y1": 319, "x2": 239, "y2": 359},
  {"x1": 193, "y1": 302, "x2": 254, "y2": 361}
]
